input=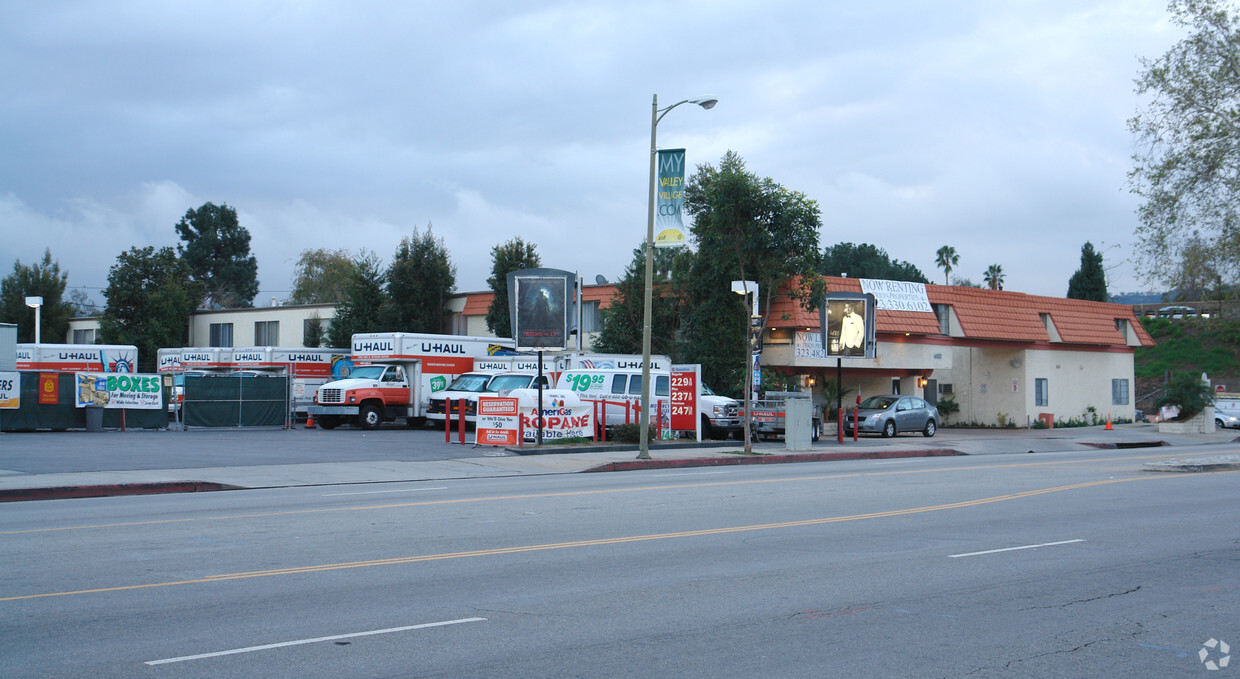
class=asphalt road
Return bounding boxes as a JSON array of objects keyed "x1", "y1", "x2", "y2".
[{"x1": 2, "y1": 444, "x2": 1237, "y2": 677}]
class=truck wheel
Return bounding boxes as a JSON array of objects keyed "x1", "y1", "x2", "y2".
[
  {"x1": 811, "y1": 420, "x2": 821, "y2": 442},
  {"x1": 702, "y1": 416, "x2": 722, "y2": 440},
  {"x1": 359, "y1": 404, "x2": 382, "y2": 430},
  {"x1": 318, "y1": 415, "x2": 340, "y2": 430},
  {"x1": 882, "y1": 420, "x2": 897, "y2": 438}
]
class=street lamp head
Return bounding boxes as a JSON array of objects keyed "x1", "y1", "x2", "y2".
[
  {"x1": 690, "y1": 97, "x2": 718, "y2": 110},
  {"x1": 25, "y1": 296, "x2": 43, "y2": 309}
]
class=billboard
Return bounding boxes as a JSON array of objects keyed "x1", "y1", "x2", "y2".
[
  {"x1": 507, "y1": 269, "x2": 577, "y2": 351},
  {"x1": 820, "y1": 293, "x2": 877, "y2": 359}
]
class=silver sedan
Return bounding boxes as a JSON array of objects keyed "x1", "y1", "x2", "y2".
[{"x1": 844, "y1": 395, "x2": 939, "y2": 438}]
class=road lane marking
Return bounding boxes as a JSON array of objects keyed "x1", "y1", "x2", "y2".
[
  {"x1": 144, "y1": 617, "x2": 486, "y2": 665},
  {"x1": 948, "y1": 538, "x2": 1086, "y2": 558},
  {"x1": 1, "y1": 449, "x2": 1230, "y2": 536},
  {"x1": 1, "y1": 477, "x2": 1154, "y2": 602},
  {"x1": 321, "y1": 487, "x2": 448, "y2": 497},
  {"x1": 649, "y1": 471, "x2": 730, "y2": 477}
]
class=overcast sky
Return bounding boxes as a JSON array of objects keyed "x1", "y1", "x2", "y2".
[{"x1": 1, "y1": 1, "x2": 1181, "y2": 310}]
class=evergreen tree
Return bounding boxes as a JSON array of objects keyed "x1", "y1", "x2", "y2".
[
  {"x1": 326, "y1": 250, "x2": 387, "y2": 348},
  {"x1": 592, "y1": 245, "x2": 689, "y2": 355},
  {"x1": 175, "y1": 202, "x2": 259, "y2": 308},
  {"x1": 1066, "y1": 241, "x2": 1108, "y2": 301},
  {"x1": 0, "y1": 249, "x2": 75, "y2": 343},
  {"x1": 485, "y1": 237, "x2": 541, "y2": 338},
  {"x1": 384, "y1": 224, "x2": 456, "y2": 333},
  {"x1": 820, "y1": 242, "x2": 929, "y2": 282}
]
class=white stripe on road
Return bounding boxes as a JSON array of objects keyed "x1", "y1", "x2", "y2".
[
  {"x1": 145, "y1": 617, "x2": 487, "y2": 665},
  {"x1": 649, "y1": 471, "x2": 730, "y2": 477},
  {"x1": 948, "y1": 539, "x2": 1085, "y2": 559},
  {"x1": 322, "y1": 487, "x2": 448, "y2": 497}
]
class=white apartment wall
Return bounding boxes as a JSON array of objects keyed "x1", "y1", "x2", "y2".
[
  {"x1": 1023, "y1": 348, "x2": 1137, "y2": 424},
  {"x1": 187, "y1": 304, "x2": 337, "y2": 348}
]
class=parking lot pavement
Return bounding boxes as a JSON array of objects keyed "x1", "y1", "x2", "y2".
[{"x1": 0, "y1": 423, "x2": 1234, "y2": 501}]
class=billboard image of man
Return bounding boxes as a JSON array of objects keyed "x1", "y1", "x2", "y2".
[{"x1": 840, "y1": 302, "x2": 865, "y2": 356}]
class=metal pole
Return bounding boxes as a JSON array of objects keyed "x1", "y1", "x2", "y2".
[
  {"x1": 639, "y1": 93, "x2": 658, "y2": 460},
  {"x1": 537, "y1": 350, "x2": 544, "y2": 446}
]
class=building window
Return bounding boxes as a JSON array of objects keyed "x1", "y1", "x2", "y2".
[
  {"x1": 72, "y1": 328, "x2": 96, "y2": 344},
  {"x1": 939, "y1": 383, "x2": 954, "y2": 395},
  {"x1": 1035, "y1": 378, "x2": 1049, "y2": 407},
  {"x1": 1115, "y1": 319, "x2": 1128, "y2": 342},
  {"x1": 1112, "y1": 378, "x2": 1130, "y2": 405},
  {"x1": 580, "y1": 301, "x2": 601, "y2": 333},
  {"x1": 255, "y1": 320, "x2": 279, "y2": 346},
  {"x1": 209, "y1": 322, "x2": 233, "y2": 348},
  {"x1": 447, "y1": 312, "x2": 468, "y2": 335},
  {"x1": 891, "y1": 378, "x2": 901, "y2": 395}
]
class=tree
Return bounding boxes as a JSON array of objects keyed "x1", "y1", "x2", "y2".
[
  {"x1": 935, "y1": 245, "x2": 959, "y2": 285},
  {"x1": 485, "y1": 237, "x2": 541, "y2": 338},
  {"x1": 1168, "y1": 232, "x2": 1224, "y2": 301},
  {"x1": 304, "y1": 314, "x2": 325, "y2": 348},
  {"x1": 1129, "y1": 0, "x2": 1240, "y2": 293},
  {"x1": 175, "y1": 202, "x2": 259, "y2": 308},
  {"x1": 98, "y1": 246, "x2": 199, "y2": 372},
  {"x1": 820, "y1": 242, "x2": 930, "y2": 282},
  {"x1": 384, "y1": 224, "x2": 456, "y2": 333},
  {"x1": 0, "y1": 249, "x2": 74, "y2": 343},
  {"x1": 983, "y1": 264, "x2": 1005, "y2": 290},
  {"x1": 289, "y1": 248, "x2": 358, "y2": 305},
  {"x1": 326, "y1": 250, "x2": 387, "y2": 348},
  {"x1": 592, "y1": 245, "x2": 689, "y2": 355},
  {"x1": 681, "y1": 151, "x2": 822, "y2": 450},
  {"x1": 1067, "y1": 241, "x2": 1109, "y2": 301}
]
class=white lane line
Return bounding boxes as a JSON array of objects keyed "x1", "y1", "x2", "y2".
[
  {"x1": 948, "y1": 539, "x2": 1085, "y2": 559},
  {"x1": 649, "y1": 471, "x2": 729, "y2": 477},
  {"x1": 145, "y1": 617, "x2": 486, "y2": 665},
  {"x1": 322, "y1": 486, "x2": 448, "y2": 497}
]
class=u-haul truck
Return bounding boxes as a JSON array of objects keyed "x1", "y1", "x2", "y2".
[
  {"x1": 309, "y1": 332, "x2": 514, "y2": 430},
  {"x1": 17, "y1": 343, "x2": 139, "y2": 373}
]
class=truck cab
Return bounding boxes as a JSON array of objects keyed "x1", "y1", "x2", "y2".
[{"x1": 313, "y1": 362, "x2": 417, "y2": 430}]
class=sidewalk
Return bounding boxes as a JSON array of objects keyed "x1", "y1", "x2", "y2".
[{"x1": 1, "y1": 424, "x2": 1236, "y2": 502}]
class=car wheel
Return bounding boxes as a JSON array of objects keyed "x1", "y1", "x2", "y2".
[
  {"x1": 701, "y1": 415, "x2": 719, "y2": 440},
  {"x1": 882, "y1": 420, "x2": 896, "y2": 438},
  {"x1": 318, "y1": 415, "x2": 340, "y2": 430},
  {"x1": 359, "y1": 404, "x2": 382, "y2": 430},
  {"x1": 923, "y1": 419, "x2": 936, "y2": 437},
  {"x1": 811, "y1": 420, "x2": 821, "y2": 442},
  {"x1": 1217, "y1": 418, "x2": 1225, "y2": 430}
]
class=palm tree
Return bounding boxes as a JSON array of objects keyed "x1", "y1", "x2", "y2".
[
  {"x1": 935, "y1": 245, "x2": 959, "y2": 285},
  {"x1": 984, "y1": 264, "x2": 1005, "y2": 290}
]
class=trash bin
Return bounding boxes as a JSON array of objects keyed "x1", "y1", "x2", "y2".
[{"x1": 85, "y1": 405, "x2": 104, "y2": 432}]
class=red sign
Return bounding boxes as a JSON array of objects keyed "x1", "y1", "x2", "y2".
[
  {"x1": 1216, "y1": 384, "x2": 1227, "y2": 393},
  {"x1": 474, "y1": 397, "x2": 520, "y2": 446},
  {"x1": 38, "y1": 373, "x2": 59, "y2": 405},
  {"x1": 670, "y1": 367, "x2": 698, "y2": 431}
]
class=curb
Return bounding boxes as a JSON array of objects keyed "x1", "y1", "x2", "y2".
[
  {"x1": 586, "y1": 448, "x2": 963, "y2": 472},
  {"x1": 0, "y1": 481, "x2": 242, "y2": 503},
  {"x1": 1080, "y1": 440, "x2": 1170, "y2": 450}
]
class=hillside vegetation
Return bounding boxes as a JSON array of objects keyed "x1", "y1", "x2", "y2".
[{"x1": 1136, "y1": 318, "x2": 1240, "y2": 385}]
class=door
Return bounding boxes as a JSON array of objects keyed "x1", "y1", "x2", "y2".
[{"x1": 924, "y1": 379, "x2": 938, "y2": 407}]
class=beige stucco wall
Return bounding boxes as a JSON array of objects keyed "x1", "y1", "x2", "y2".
[{"x1": 187, "y1": 304, "x2": 338, "y2": 348}]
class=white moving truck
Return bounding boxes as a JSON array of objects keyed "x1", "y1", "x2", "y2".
[
  {"x1": 17, "y1": 343, "x2": 139, "y2": 373},
  {"x1": 309, "y1": 332, "x2": 514, "y2": 430}
]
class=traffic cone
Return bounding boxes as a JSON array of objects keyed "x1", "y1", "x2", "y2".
[
  {"x1": 305, "y1": 414, "x2": 316, "y2": 429},
  {"x1": 1104, "y1": 414, "x2": 1113, "y2": 431}
]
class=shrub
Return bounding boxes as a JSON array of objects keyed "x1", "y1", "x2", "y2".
[
  {"x1": 1154, "y1": 372, "x2": 1215, "y2": 420},
  {"x1": 609, "y1": 423, "x2": 659, "y2": 444},
  {"x1": 936, "y1": 396, "x2": 960, "y2": 424}
]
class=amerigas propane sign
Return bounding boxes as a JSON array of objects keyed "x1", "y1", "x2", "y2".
[
  {"x1": 521, "y1": 397, "x2": 594, "y2": 441},
  {"x1": 75, "y1": 373, "x2": 163, "y2": 409}
]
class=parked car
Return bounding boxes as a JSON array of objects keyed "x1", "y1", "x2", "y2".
[
  {"x1": 1157, "y1": 305, "x2": 1197, "y2": 318},
  {"x1": 844, "y1": 395, "x2": 939, "y2": 438},
  {"x1": 1216, "y1": 402, "x2": 1240, "y2": 430}
]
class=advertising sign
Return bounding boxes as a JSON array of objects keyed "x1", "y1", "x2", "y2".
[
  {"x1": 858, "y1": 278, "x2": 932, "y2": 312},
  {"x1": 0, "y1": 371, "x2": 18, "y2": 409},
  {"x1": 820, "y1": 293, "x2": 877, "y2": 359},
  {"x1": 654, "y1": 148, "x2": 687, "y2": 248},
  {"x1": 794, "y1": 331, "x2": 826, "y2": 360},
  {"x1": 513, "y1": 274, "x2": 569, "y2": 350},
  {"x1": 475, "y1": 397, "x2": 520, "y2": 446},
  {"x1": 519, "y1": 397, "x2": 594, "y2": 441},
  {"x1": 670, "y1": 365, "x2": 699, "y2": 432},
  {"x1": 74, "y1": 372, "x2": 163, "y2": 409},
  {"x1": 39, "y1": 373, "x2": 58, "y2": 404}
]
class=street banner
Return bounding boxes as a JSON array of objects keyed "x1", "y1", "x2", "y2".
[
  {"x1": 0, "y1": 371, "x2": 18, "y2": 409},
  {"x1": 74, "y1": 372, "x2": 163, "y2": 409},
  {"x1": 654, "y1": 148, "x2": 687, "y2": 248},
  {"x1": 475, "y1": 397, "x2": 520, "y2": 447}
]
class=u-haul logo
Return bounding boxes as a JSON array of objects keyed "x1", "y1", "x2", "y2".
[
  {"x1": 421, "y1": 342, "x2": 465, "y2": 355},
  {"x1": 354, "y1": 340, "x2": 394, "y2": 353}
]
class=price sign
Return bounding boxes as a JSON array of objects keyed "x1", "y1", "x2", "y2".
[{"x1": 670, "y1": 366, "x2": 699, "y2": 432}]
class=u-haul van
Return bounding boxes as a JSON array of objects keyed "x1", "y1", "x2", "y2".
[
  {"x1": 17, "y1": 343, "x2": 139, "y2": 373},
  {"x1": 177, "y1": 347, "x2": 233, "y2": 373},
  {"x1": 309, "y1": 332, "x2": 514, "y2": 430},
  {"x1": 555, "y1": 354, "x2": 673, "y2": 428},
  {"x1": 555, "y1": 353, "x2": 742, "y2": 438},
  {"x1": 230, "y1": 347, "x2": 350, "y2": 415}
]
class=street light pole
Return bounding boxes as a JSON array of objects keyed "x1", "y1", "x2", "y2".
[
  {"x1": 25, "y1": 296, "x2": 43, "y2": 344},
  {"x1": 639, "y1": 94, "x2": 717, "y2": 460}
]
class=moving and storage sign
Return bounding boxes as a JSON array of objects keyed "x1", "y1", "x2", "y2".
[
  {"x1": 74, "y1": 372, "x2": 163, "y2": 409},
  {"x1": 0, "y1": 371, "x2": 17, "y2": 409},
  {"x1": 474, "y1": 397, "x2": 520, "y2": 447}
]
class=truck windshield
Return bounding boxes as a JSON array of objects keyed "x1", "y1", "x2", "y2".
[
  {"x1": 487, "y1": 374, "x2": 534, "y2": 392},
  {"x1": 445, "y1": 374, "x2": 492, "y2": 392},
  {"x1": 350, "y1": 366, "x2": 387, "y2": 380}
]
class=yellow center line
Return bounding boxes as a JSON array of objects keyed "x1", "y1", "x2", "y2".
[
  {"x1": 0, "y1": 476, "x2": 1172, "y2": 602},
  {"x1": 1, "y1": 449, "x2": 1233, "y2": 536}
]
